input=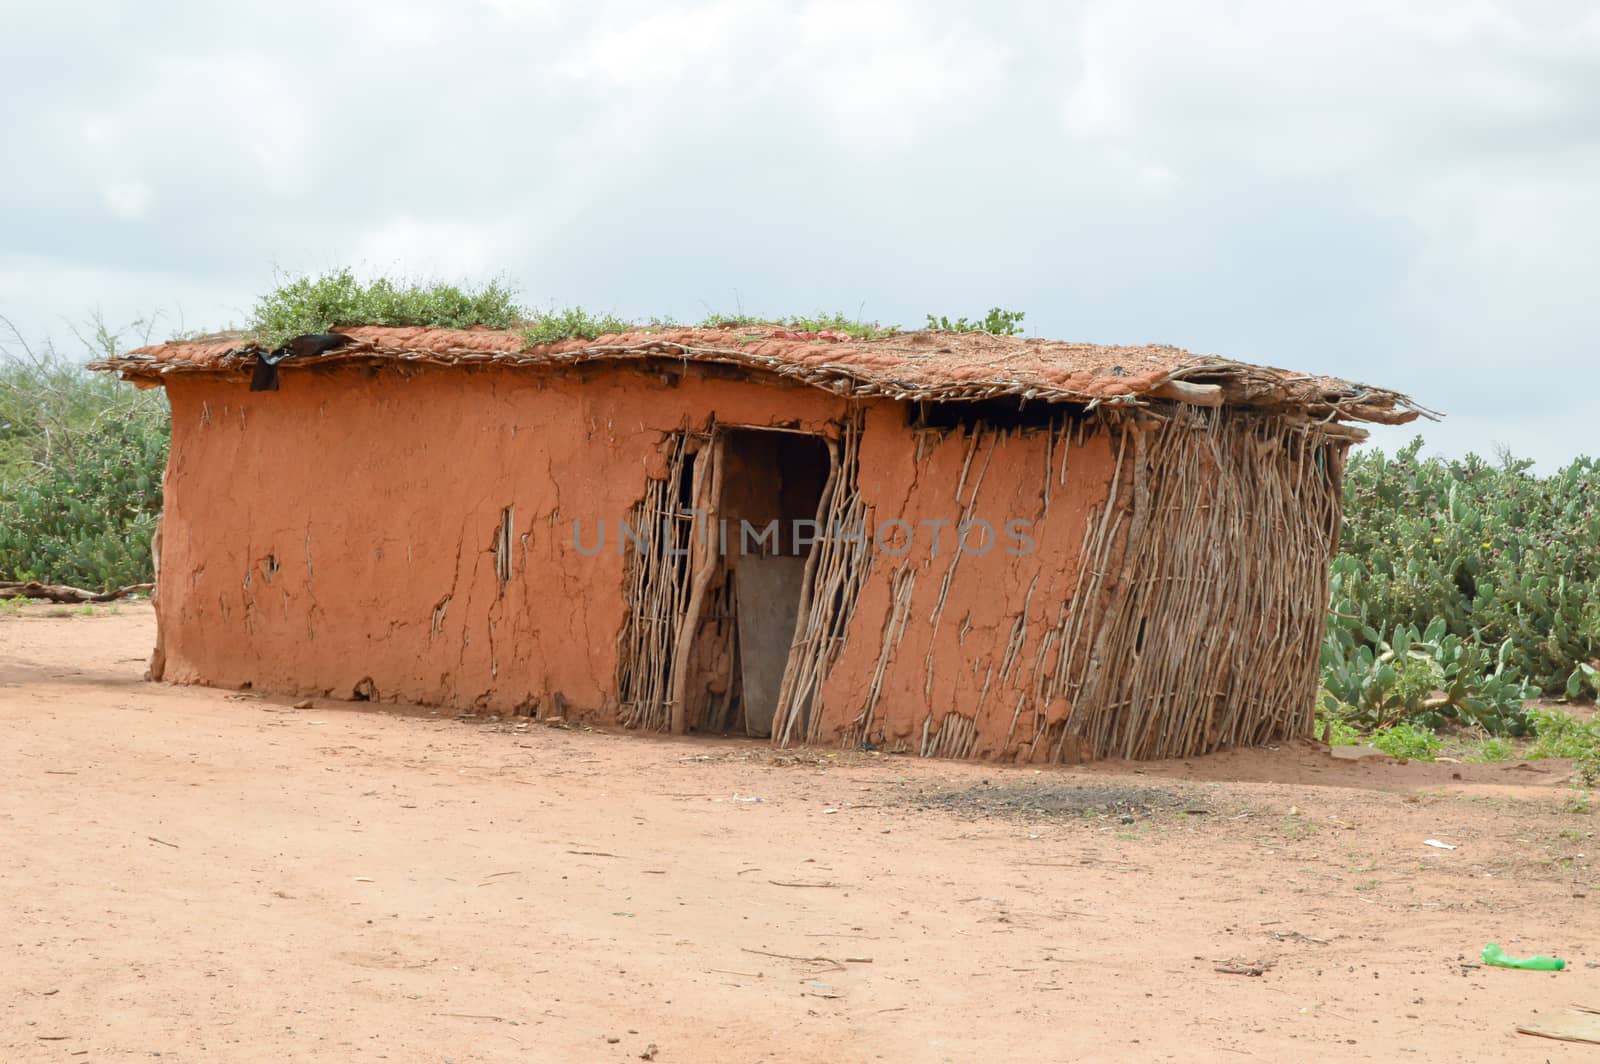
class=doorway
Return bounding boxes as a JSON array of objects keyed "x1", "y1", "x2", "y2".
[
  {"x1": 615, "y1": 422, "x2": 860, "y2": 740},
  {"x1": 715, "y1": 428, "x2": 832, "y2": 737}
]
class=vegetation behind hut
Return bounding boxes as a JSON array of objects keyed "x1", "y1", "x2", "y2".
[{"x1": 0, "y1": 315, "x2": 168, "y2": 590}]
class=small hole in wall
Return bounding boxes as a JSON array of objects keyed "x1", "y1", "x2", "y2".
[
  {"x1": 1134, "y1": 616, "x2": 1148, "y2": 656},
  {"x1": 352, "y1": 677, "x2": 377, "y2": 701}
]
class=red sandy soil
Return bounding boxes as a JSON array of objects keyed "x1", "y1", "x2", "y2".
[{"x1": 3, "y1": 603, "x2": 1596, "y2": 1063}]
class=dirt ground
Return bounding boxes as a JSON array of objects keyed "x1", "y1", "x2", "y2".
[{"x1": 3, "y1": 604, "x2": 1597, "y2": 1062}]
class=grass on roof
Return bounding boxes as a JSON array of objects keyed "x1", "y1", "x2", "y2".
[
  {"x1": 249, "y1": 272, "x2": 643, "y2": 350},
  {"x1": 244, "y1": 271, "x2": 1026, "y2": 350},
  {"x1": 925, "y1": 308, "x2": 1025, "y2": 336},
  {"x1": 247, "y1": 269, "x2": 525, "y2": 350},
  {"x1": 521, "y1": 307, "x2": 634, "y2": 346},
  {"x1": 699, "y1": 311, "x2": 898, "y2": 341}
]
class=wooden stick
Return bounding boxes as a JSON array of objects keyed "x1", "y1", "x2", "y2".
[
  {"x1": 774, "y1": 411, "x2": 872, "y2": 747},
  {"x1": 1, "y1": 581, "x2": 152, "y2": 604},
  {"x1": 669, "y1": 432, "x2": 724, "y2": 734}
]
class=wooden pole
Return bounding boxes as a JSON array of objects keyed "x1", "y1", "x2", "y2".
[{"x1": 669, "y1": 432, "x2": 723, "y2": 735}]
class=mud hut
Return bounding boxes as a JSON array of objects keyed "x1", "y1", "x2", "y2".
[{"x1": 95, "y1": 325, "x2": 1425, "y2": 761}]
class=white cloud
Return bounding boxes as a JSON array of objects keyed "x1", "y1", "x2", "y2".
[
  {"x1": 478, "y1": 0, "x2": 562, "y2": 21},
  {"x1": 1060, "y1": 1, "x2": 1600, "y2": 181},
  {"x1": 1050, "y1": 0, "x2": 1600, "y2": 462},
  {"x1": 102, "y1": 182, "x2": 153, "y2": 221},
  {"x1": 0, "y1": 0, "x2": 1595, "y2": 467},
  {"x1": 553, "y1": 2, "x2": 767, "y2": 86},
  {"x1": 354, "y1": 218, "x2": 504, "y2": 279},
  {"x1": 0, "y1": 254, "x2": 252, "y2": 351},
  {"x1": 334, "y1": 0, "x2": 451, "y2": 48},
  {"x1": 70, "y1": 53, "x2": 314, "y2": 199},
  {"x1": 786, "y1": 0, "x2": 1006, "y2": 145}
]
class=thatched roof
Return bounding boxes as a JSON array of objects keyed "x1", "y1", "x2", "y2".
[{"x1": 94, "y1": 324, "x2": 1431, "y2": 426}]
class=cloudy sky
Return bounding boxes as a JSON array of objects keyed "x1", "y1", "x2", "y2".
[{"x1": 3, "y1": 1, "x2": 1595, "y2": 465}]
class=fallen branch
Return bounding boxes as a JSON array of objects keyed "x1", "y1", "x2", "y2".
[
  {"x1": 768, "y1": 880, "x2": 843, "y2": 888},
  {"x1": 433, "y1": 1012, "x2": 506, "y2": 1023},
  {"x1": 803, "y1": 933, "x2": 879, "y2": 939},
  {"x1": 740, "y1": 947, "x2": 844, "y2": 972},
  {"x1": 1, "y1": 580, "x2": 152, "y2": 604}
]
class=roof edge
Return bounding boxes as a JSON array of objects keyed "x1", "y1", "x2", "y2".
[{"x1": 90, "y1": 326, "x2": 1435, "y2": 427}]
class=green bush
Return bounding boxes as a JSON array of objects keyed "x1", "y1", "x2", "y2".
[
  {"x1": 0, "y1": 320, "x2": 170, "y2": 590},
  {"x1": 1471, "y1": 737, "x2": 1514, "y2": 762},
  {"x1": 0, "y1": 410, "x2": 167, "y2": 589},
  {"x1": 1337, "y1": 439, "x2": 1600, "y2": 697},
  {"x1": 925, "y1": 308, "x2": 1026, "y2": 335},
  {"x1": 1314, "y1": 703, "x2": 1364, "y2": 746},
  {"x1": 522, "y1": 306, "x2": 633, "y2": 346},
  {"x1": 248, "y1": 269, "x2": 525, "y2": 349},
  {"x1": 782, "y1": 312, "x2": 898, "y2": 339},
  {"x1": 249, "y1": 270, "x2": 658, "y2": 351},
  {"x1": 1320, "y1": 598, "x2": 1536, "y2": 734},
  {"x1": 1370, "y1": 722, "x2": 1442, "y2": 761},
  {"x1": 699, "y1": 311, "x2": 898, "y2": 340},
  {"x1": 1569, "y1": 663, "x2": 1600, "y2": 701},
  {"x1": 1526, "y1": 707, "x2": 1600, "y2": 760}
]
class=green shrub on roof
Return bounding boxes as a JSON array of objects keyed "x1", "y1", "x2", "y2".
[
  {"x1": 248, "y1": 274, "x2": 1029, "y2": 349},
  {"x1": 698, "y1": 310, "x2": 897, "y2": 340},
  {"x1": 248, "y1": 270, "x2": 649, "y2": 349},
  {"x1": 522, "y1": 306, "x2": 635, "y2": 346},
  {"x1": 925, "y1": 308, "x2": 1026, "y2": 336},
  {"x1": 247, "y1": 269, "x2": 526, "y2": 349}
]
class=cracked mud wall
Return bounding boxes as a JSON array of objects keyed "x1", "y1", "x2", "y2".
[
  {"x1": 810, "y1": 413, "x2": 1119, "y2": 761},
  {"x1": 156, "y1": 364, "x2": 853, "y2": 716}
]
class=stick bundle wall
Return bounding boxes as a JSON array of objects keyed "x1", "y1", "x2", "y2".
[
  {"x1": 1037, "y1": 409, "x2": 1344, "y2": 760},
  {"x1": 770, "y1": 415, "x2": 871, "y2": 746},
  {"x1": 807, "y1": 406, "x2": 1345, "y2": 763},
  {"x1": 616, "y1": 431, "x2": 697, "y2": 731}
]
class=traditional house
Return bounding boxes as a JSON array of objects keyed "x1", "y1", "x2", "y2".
[{"x1": 96, "y1": 324, "x2": 1424, "y2": 760}]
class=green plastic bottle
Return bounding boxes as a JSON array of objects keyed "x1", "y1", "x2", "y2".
[{"x1": 1482, "y1": 942, "x2": 1565, "y2": 971}]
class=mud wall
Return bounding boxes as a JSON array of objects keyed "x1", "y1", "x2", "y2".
[
  {"x1": 156, "y1": 363, "x2": 853, "y2": 713},
  {"x1": 810, "y1": 414, "x2": 1118, "y2": 760}
]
